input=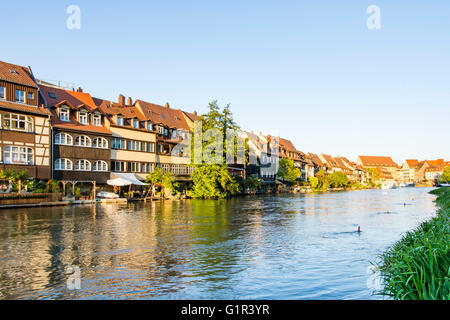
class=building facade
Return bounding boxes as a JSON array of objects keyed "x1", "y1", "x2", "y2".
[
  {"x1": 0, "y1": 61, "x2": 51, "y2": 179},
  {"x1": 39, "y1": 84, "x2": 112, "y2": 184}
]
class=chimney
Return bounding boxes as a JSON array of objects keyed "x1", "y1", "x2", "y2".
[
  {"x1": 194, "y1": 111, "x2": 197, "y2": 116},
  {"x1": 118, "y1": 94, "x2": 125, "y2": 105},
  {"x1": 127, "y1": 97, "x2": 133, "y2": 106},
  {"x1": 165, "y1": 103, "x2": 170, "y2": 108},
  {"x1": 77, "y1": 87, "x2": 83, "y2": 92}
]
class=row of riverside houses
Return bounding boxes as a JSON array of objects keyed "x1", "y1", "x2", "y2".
[
  {"x1": 0, "y1": 59, "x2": 448, "y2": 193},
  {"x1": 242, "y1": 129, "x2": 449, "y2": 186},
  {"x1": 0, "y1": 60, "x2": 198, "y2": 195}
]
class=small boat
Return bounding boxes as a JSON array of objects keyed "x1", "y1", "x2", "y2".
[
  {"x1": 381, "y1": 181, "x2": 398, "y2": 189},
  {"x1": 437, "y1": 183, "x2": 450, "y2": 187},
  {"x1": 399, "y1": 182, "x2": 406, "y2": 188},
  {"x1": 406, "y1": 183, "x2": 415, "y2": 188}
]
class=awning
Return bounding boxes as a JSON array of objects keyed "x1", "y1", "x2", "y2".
[
  {"x1": 107, "y1": 177, "x2": 132, "y2": 186},
  {"x1": 108, "y1": 173, "x2": 148, "y2": 186}
]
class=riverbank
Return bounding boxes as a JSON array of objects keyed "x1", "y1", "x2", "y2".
[{"x1": 378, "y1": 187, "x2": 450, "y2": 300}]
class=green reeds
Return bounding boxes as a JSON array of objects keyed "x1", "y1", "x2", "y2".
[{"x1": 378, "y1": 188, "x2": 450, "y2": 300}]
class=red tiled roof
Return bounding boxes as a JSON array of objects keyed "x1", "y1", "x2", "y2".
[
  {"x1": 39, "y1": 85, "x2": 111, "y2": 134},
  {"x1": 135, "y1": 100, "x2": 191, "y2": 130},
  {"x1": 94, "y1": 98, "x2": 146, "y2": 122},
  {"x1": 0, "y1": 100, "x2": 51, "y2": 116},
  {"x1": 0, "y1": 60, "x2": 37, "y2": 88},
  {"x1": 39, "y1": 84, "x2": 97, "y2": 111},
  {"x1": 279, "y1": 137, "x2": 297, "y2": 152},
  {"x1": 424, "y1": 159, "x2": 445, "y2": 167},
  {"x1": 183, "y1": 111, "x2": 199, "y2": 123},
  {"x1": 358, "y1": 155, "x2": 398, "y2": 167},
  {"x1": 307, "y1": 153, "x2": 324, "y2": 166},
  {"x1": 406, "y1": 159, "x2": 419, "y2": 168}
]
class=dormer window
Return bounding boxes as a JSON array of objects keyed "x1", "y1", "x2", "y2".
[
  {"x1": 117, "y1": 115, "x2": 123, "y2": 125},
  {"x1": 79, "y1": 110, "x2": 88, "y2": 125},
  {"x1": 59, "y1": 107, "x2": 70, "y2": 122},
  {"x1": 147, "y1": 121, "x2": 152, "y2": 131},
  {"x1": 133, "y1": 119, "x2": 139, "y2": 129},
  {"x1": 15, "y1": 90, "x2": 25, "y2": 103},
  {"x1": 0, "y1": 87, "x2": 5, "y2": 99},
  {"x1": 93, "y1": 113, "x2": 101, "y2": 126},
  {"x1": 48, "y1": 93, "x2": 56, "y2": 99},
  {"x1": 158, "y1": 126, "x2": 164, "y2": 134}
]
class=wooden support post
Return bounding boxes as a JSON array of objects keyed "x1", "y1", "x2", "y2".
[{"x1": 92, "y1": 181, "x2": 96, "y2": 199}]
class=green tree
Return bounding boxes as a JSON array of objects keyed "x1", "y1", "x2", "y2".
[
  {"x1": 277, "y1": 158, "x2": 301, "y2": 184},
  {"x1": 329, "y1": 171, "x2": 350, "y2": 188},
  {"x1": 309, "y1": 170, "x2": 330, "y2": 191},
  {"x1": 189, "y1": 164, "x2": 239, "y2": 199},
  {"x1": 440, "y1": 167, "x2": 450, "y2": 183},
  {"x1": 145, "y1": 167, "x2": 177, "y2": 195},
  {"x1": 308, "y1": 176, "x2": 319, "y2": 189},
  {"x1": 188, "y1": 101, "x2": 242, "y2": 199},
  {"x1": 367, "y1": 167, "x2": 381, "y2": 182},
  {"x1": 0, "y1": 169, "x2": 30, "y2": 194},
  {"x1": 192, "y1": 100, "x2": 241, "y2": 165}
]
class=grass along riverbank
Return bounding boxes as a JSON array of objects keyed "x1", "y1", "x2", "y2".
[{"x1": 378, "y1": 187, "x2": 450, "y2": 300}]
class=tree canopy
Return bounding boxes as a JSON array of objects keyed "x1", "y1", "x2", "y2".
[
  {"x1": 189, "y1": 164, "x2": 239, "y2": 199},
  {"x1": 277, "y1": 158, "x2": 301, "y2": 183},
  {"x1": 440, "y1": 167, "x2": 450, "y2": 183},
  {"x1": 328, "y1": 171, "x2": 350, "y2": 188}
]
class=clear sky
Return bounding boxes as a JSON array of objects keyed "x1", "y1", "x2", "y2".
[{"x1": 2, "y1": 0, "x2": 449, "y2": 164}]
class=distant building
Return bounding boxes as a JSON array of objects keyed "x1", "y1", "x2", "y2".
[{"x1": 357, "y1": 155, "x2": 399, "y2": 182}]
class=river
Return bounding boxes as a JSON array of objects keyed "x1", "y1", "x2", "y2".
[{"x1": 0, "y1": 187, "x2": 437, "y2": 300}]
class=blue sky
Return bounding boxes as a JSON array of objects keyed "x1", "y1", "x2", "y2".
[{"x1": 1, "y1": 0, "x2": 449, "y2": 163}]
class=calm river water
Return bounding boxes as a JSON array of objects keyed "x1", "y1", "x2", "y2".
[{"x1": 0, "y1": 187, "x2": 437, "y2": 300}]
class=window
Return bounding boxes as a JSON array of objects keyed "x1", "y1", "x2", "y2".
[
  {"x1": 158, "y1": 126, "x2": 164, "y2": 134},
  {"x1": 54, "y1": 158, "x2": 73, "y2": 170},
  {"x1": 54, "y1": 133, "x2": 73, "y2": 145},
  {"x1": 75, "y1": 135, "x2": 91, "y2": 147},
  {"x1": 15, "y1": 90, "x2": 25, "y2": 103},
  {"x1": 148, "y1": 142, "x2": 155, "y2": 153},
  {"x1": 147, "y1": 121, "x2": 152, "y2": 131},
  {"x1": 133, "y1": 119, "x2": 139, "y2": 129},
  {"x1": 27, "y1": 92, "x2": 34, "y2": 101},
  {"x1": 0, "y1": 87, "x2": 5, "y2": 99},
  {"x1": 60, "y1": 108, "x2": 70, "y2": 122},
  {"x1": 79, "y1": 110, "x2": 88, "y2": 124},
  {"x1": 93, "y1": 113, "x2": 101, "y2": 126},
  {"x1": 75, "y1": 159, "x2": 91, "y2": 171},
  {"x1": 117, "y1": 115, "x2": 123, "y2": 125},
  {"x1": 128, "y1": 140, "x2": 140, "y2": 151},
  {"x1": 3, "y1": 146, "x2": 33, "y2": 164},
  {"x1": 93, "y1": 137, "x2": 108, "y2": 149},
  {"x1": 141, "y1": 142, "x2": 147, "y2": 152},
  {"x1": 111, "y1": 137, "x2": 125, "y2": 150},
  {"x1": 3, "y1": 113, "x2": 33, "y2": 132},
  {"x1": 112, "y1": 161, "x2": 126, "y2": 172},
  {"x1": 48, "y1": 92, "x2": 56, "y2": 99},
  {"x1": 141, "y1": 163, "x2": 147, "y2": 173},
  {"x1": 93, "y1": 160, "x2": 108, "y2": 172},
  {"x1": 129, "y1": 162, "x2": 139, "y2": 172},
  {"x1": 164, "y1": 128, "x2": 168, "y2": 136}
]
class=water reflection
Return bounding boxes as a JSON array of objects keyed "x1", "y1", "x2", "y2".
[{"x1": 0, "y1": 188, "x2": 437, "y2": 300}]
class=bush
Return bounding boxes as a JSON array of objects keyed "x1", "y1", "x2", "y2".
[{"x1": 378, "y1": 188, "x2": 450, "y2": 300}]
